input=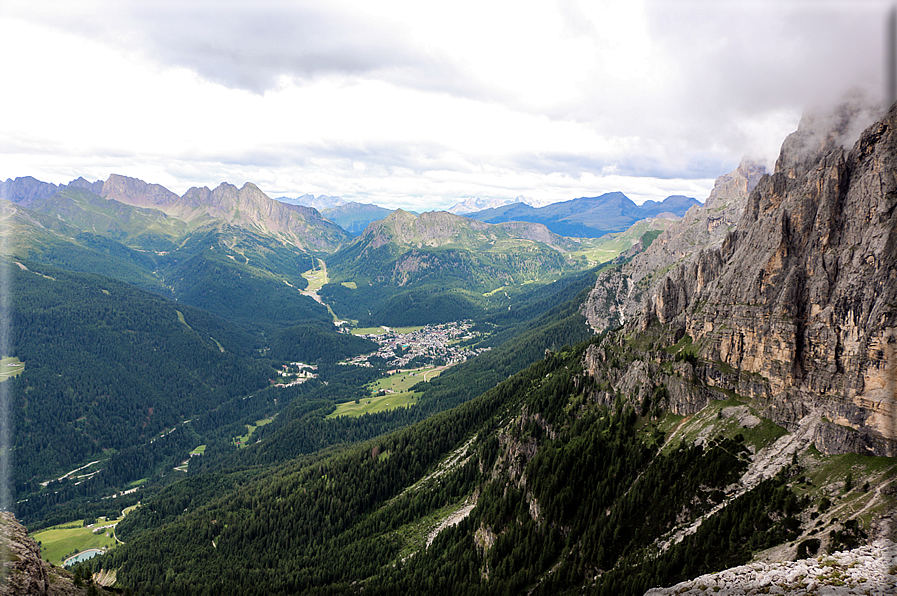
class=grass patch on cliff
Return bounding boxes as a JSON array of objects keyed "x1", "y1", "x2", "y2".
[
  {"x1": 804, "y1": 451, "x2": 897, "y2": 494},
  {"x1": 391, "y1": 500, "x2": 471, "y2": 561},
  {"x1": 659, "y1": 397, "x2": 785, "y2": 454},
  {"x1": 735, "y1": 417, "x2": 788, "y2": 452}
]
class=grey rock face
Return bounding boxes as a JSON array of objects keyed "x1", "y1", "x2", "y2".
[
  {"x1": 0, "y1": 177, "x2": 61, "y2": 207},
  {"x1": 1, "y1": 510, "x2": 50, "y2": 595},
  {"x1": 631, "y1": 99, "x2": 896, "y2": 455},
  {"x1": 581, "y1": 159, "x2": 766, "y2": 331},
  {"x1": 644, "y1": 539, "x2": 897, "y2": 595}
]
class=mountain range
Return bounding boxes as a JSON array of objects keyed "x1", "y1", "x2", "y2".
[
  {"x1": 466, "y1": 192, "x2": 701, "y2": 237},
  {"x1": 0, "y1": 97, "x2": 894, "y2": 595}
]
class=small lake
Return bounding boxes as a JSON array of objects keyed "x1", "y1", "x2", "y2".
[{"x1": 63, "y1": 548, "x2": 104, "y2": 567}]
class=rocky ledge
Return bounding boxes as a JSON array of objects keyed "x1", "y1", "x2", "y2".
[{"x1": 645, "y1": 539, "x2": 897, "y2": 595}]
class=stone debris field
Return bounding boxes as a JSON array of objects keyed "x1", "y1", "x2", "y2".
[{"x1": 644, "y1": 539, "x2": 897, "y2": 595}]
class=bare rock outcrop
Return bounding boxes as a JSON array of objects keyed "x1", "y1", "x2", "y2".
[
  {"x1": 633, "y1": 98, "x2": 896, "y2": 455},
  {"x1": 644, "y1": 539, "x2": 897, "y2": 595},
  {"x1": 0, "y1": 177, "x2": 62, "y2": 207},
  {"x1": 581, "y1": 159, "x2": 765, "y2": 331},
  {"x1": 1, "y1": 510, "x2": 51, "y2": 595}
]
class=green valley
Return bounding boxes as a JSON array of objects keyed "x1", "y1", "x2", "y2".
[{"x1": 4, "y1": 100, "x2": 895, "y2": 596}]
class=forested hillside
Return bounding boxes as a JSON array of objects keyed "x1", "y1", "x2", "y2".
[
  {"x1": 98, "y1": 322, "x2": 869, "y2": 596},
  {"x1": 9, "y1": 260, "x2": 271, "y2": 491},
  {"x1": 320, "y1": 210, "x2": 594, "y2": 325}
]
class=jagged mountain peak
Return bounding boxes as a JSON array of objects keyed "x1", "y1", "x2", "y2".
[
  {"x1": 102, "y1": 173, "x2": 180, "y2": 208},
  {"x1": 705, "y1": 158, "x2": 767, "y2": 210},
  {"x1": 4, "y1": 173, "x2": 352, "y2": 253},
  {"x1": 0, "y1": 175, "x2": 62, "y2": 206},
  {"x1": 580, "y1": 160, "x2": 765, "y2": 332}
]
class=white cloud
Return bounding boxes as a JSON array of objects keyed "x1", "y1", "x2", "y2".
[{"x1": 0, "y1": 0, "x2": 890, "y2": 211}]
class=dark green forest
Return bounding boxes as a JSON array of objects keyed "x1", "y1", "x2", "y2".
[
  {"x1": 96, "y1": 338, "x2": 806, "y2": 596},
  {"x1": 6, "y1": 236, "x2": 602, "y2": 529}
]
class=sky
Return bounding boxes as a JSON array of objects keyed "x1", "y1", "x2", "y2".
[{"x1": 0, "y1": 0, "x2": 890, "y2": 211}]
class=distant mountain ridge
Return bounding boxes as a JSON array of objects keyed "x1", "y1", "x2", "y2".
[
  {"x1": 276, "y1": 193, "x2": 346, "y2": 210},
  {"x1": 319, "y1": 201, "x2": 394, "y2": 235},
  {"x1": 466, "y1": 192, "x2": 700, "y2": 237},
  {"x1": 2, "y1": 174, "x2": 352, "y2": 254},
  {"x1": 446, "y1": 195, "x2": 542, "y2": 214}
]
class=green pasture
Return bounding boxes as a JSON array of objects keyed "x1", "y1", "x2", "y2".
[
  {"x1": 190, "y1": 445, "x2": 207, "y2": 455},
  {"x1": 301, "y1": 259, "x2": 328, "y2": 291},
  {"x1": 371, "y1": 367, "x2": 444, "y2": 393},
  {"x1": 565, "y1": 220, "x2": 676, "y2": 265},
  {"x1": 233, "y1": 417, "x2": 275, "y2": 448},
  {"x1": 327, "y1": 367, "x2": 443, "y2": 418},
  {"x1": 565, "y1": 236, "x2": 634, "y2": 264},
  {"x1": 391, "y1": 326, "x2": 424, "y2": 334},
  {"x1": 327, "y1": 391, "x2": 419, "y2": 418},
  {"x1": 350, "y1": 325, "x2": 424, "y2": 336},
  {"x1": 33, "y1": 518, "x2": 119, "y2": 565},
  {"x1": 351, "y1": 326, "x2": 389, "y2": 336},
  {"x1": 0, "y1": 357, "x2": 24, "y2": 381},
  {"x1": 122, "y1": 504, "x2": 140, "y2": 517}
]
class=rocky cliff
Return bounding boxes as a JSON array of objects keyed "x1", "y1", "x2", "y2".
[
  {"x1": 584, "y1": 97, "x2": 895, "y2": 457},
  {"x1": 581, "y1": 159, "x2": 766, "y2": 331},
  {"x1": 645, "y1": 539, "x2": 897, "y2": 595},
  {"x1": 0, "y1": 177, "x2": 62, "y2": 207}
]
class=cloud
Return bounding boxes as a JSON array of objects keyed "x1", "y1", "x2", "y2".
[
  {"x1": 1, "y1": 0, "x2": 891, "y2": 212},
  {"x1": 5, "y1": 0, "x2": 475, "y2": 96}
]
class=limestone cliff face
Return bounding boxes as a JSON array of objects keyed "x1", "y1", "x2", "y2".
[
  {"x1": 637, "y1": 99, "x2": 896, "y2": 456},
  {"x1": 580, "y1": 159, "x2": 766, "y2": 331},
  {"x1": 0, "y1": 511, "x2": 50, "y2": 595}
]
